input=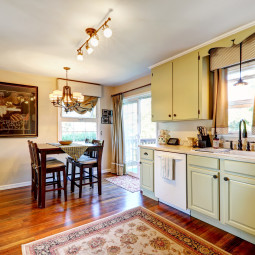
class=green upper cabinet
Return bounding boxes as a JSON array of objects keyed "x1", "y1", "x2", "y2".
[
  {"x1": 172, "y1": 51, "x2": 199, "y2": 120},
  {"x1": 151, "y1": 50, "x2": 212, "y2": 122},
  {"x1": 151, "y1": 62, "x2": 173, "y2": 122}
]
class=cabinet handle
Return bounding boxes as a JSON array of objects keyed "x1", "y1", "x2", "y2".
[
  {"x1": 224, "y1": 177, "x2": 229, "y2": 181},
  {"x1": 144, "y1": 152, "x2": 148, "y2": 156},
  {"x1": 173, "y1": 114, "x2": 176, "y2": 117},
  {"x1": 168, "y1": 114, "x2": 171, "y2": 117},
  {"x1": 213, "y1": 175, "x2": 218, "y2": 179}
]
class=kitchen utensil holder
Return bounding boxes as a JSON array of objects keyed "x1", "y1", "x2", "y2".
[{"x1": 198, "y1": 134, "x2": 211, "y2": 148}]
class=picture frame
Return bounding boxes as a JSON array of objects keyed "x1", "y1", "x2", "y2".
[
  {"x1": 102, "y1": 109, "x2": 109, "y2": 116},
  {"x1": 101, "y1": 109, "x2": 113, "y2": 124},
  {"x1": 101, "y1": 116, "x2": 109, "y2": 124},
  {"x1": 0, "y1": 82, "x2": 38, "y2": 137}
]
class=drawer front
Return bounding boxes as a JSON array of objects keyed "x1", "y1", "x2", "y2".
[
  {"x1": 188, "y1": 155, "x2": 219, "y2": 170},
  {"x1": 223, "y1": 160, "x2": 255, "y2": 177},
  {"x1": 140, "y1": 148, "x2": 154, "y2": 161}
]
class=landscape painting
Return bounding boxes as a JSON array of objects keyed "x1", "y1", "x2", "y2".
[{"x1": 0, "y1": 82, "x2": 38, "y2": 137}]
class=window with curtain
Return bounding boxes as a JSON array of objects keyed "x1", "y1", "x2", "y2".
[
  {"x1": 227, "y1": 61, "x2": 255, "y2": 133},
  {"x1": 58, "y1": 102, "x2": 99, "y2": 143}
]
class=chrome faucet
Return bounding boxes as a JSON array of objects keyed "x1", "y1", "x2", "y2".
[{"x1": 238, "y1": 119, "x2": 247, "y2": 150}]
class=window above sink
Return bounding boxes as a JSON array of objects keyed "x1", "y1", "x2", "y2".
[{"x1": 228, "y1": 60, "x2": 255, "y2": 134}]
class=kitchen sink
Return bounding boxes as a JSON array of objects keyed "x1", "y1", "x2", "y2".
[
  {"x1": 194, "y1": 148, "x2": 230, "y2": 153},
  {"x1": 227, "y1": 150, "x2": 255, "y2": 157},
  {"x1": 195, "y1": 148, "x2": 255, "y2": 157}
]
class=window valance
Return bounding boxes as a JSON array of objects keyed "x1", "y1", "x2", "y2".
[{"x1": 210, "y1": 33, "x2": 255, "y2": 71}]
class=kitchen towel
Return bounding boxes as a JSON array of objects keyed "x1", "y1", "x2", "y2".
[{"x1": 160, "y1": 154, "x2": 175, "y2": 181}]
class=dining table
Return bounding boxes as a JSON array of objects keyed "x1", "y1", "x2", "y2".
[{"x1": 37, "y1": 143, "x2": 103, "y2": 208}]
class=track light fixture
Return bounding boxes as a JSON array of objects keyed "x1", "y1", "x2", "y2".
[{"x1": 77, "y1": 17, "x2": 112, "y2": 61}]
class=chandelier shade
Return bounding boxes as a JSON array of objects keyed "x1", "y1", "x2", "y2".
[{"x1": 49, "y1": 67, "x2": 90, "y2": 113}]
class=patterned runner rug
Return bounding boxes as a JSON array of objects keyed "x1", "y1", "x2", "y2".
[
  {"x1": 22, "y1": 207, "x2": 230, "y2": 255},
  {"x1": 105, "y1": 175, "x2": 140, "y2": 193}
]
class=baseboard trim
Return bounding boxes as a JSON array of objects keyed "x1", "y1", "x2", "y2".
[
  {"x1": 0, "y1": 181, "x2": 31, "y2": 191},
  {"x1": 102, "y1": 169, "x2": 111, "y2": 173}
]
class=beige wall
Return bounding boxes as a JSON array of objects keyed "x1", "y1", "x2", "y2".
[
  {"x1": 99, "y1": 86, "x2": 113, "y2": 170},
  {"x1": 0, "y1": 69, "x2": 58, "y2": 188},
  {"x1": 0, "y1": 69, "x2": 113, "y2": 189}
]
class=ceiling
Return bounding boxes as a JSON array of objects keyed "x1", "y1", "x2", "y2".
[{"x1": 0, "y1": 0, "x2": 255, "y2": 86}]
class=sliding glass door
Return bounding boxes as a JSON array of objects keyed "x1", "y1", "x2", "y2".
[{"x1": 123, "y1": 94, "x2": 156, "y2": 178}]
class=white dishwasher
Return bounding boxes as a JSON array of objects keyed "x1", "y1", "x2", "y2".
[{"x1": 154, "y1": 150, "x2": 190, "y2": 214}]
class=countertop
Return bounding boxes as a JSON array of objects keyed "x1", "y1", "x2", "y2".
[{"x1": 139, "y1": 144, "x2": 255, "y2": 163}]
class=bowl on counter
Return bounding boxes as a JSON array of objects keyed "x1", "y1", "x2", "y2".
[{"x1": 59, "y1": 140, "x2": 72, "y2": 145}]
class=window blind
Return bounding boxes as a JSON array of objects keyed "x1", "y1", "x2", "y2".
[{"x1": 210, "y1": 33, "x2": 255, "y2": 71}]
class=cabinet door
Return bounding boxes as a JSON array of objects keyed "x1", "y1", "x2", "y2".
[
  {"x1": 151, "y1": 62, "x2": 172, "y2": 122},
  {"x1": 222, "y1": 173, "x2": 255, "y2": 236},
  {"x1": 140, "y1": 160, "x2": 154, "y2": 192},
  {"x1": 188, "y1": 166, "x2": 219, "y2": 219},
  {"x1": 173, "y1": 51, "x2": 199, "y2": 120}
]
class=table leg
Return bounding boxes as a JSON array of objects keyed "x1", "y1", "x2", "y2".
[
  {"x1": 40, "y1": 151, "x2": 47, "y2": 208},
  {"x1": 97, "y1": 148, "x2": 102, "y2": 195}
]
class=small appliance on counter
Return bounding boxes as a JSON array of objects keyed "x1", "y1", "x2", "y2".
[
  {"x1": 167, "y1": 138, "x2": 179, "y2": 145},
  {"x1": 197, "y1": 126, "x2": 211, "y2": 148},
  {"x1": 158, "y1": 129, "x2": 170, "y2": 144}
]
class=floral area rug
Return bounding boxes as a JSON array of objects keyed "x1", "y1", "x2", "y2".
[
  {"x1": 22, "y1": 207, "x2": 230, "y2": 255},
  {"x1": 105, "y1": 175, "x2": 140, "y2": 193}
]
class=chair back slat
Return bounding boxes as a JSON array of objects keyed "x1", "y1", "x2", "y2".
[
  {"x1": 90, "y1": 140, "x2": 104, "y2": 158},
  {"x1": 31, "y1": 142, "x2": 41, "y2": 170},
  {"x1": 27, "y1": 140, "x2": 34, "y2": 166}
]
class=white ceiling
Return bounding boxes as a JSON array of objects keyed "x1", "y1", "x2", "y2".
[{"x1": 0, "y1": 0, "x2": 255, "y2": 86}]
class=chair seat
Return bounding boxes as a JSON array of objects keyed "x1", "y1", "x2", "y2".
[
  {"x1": 47, "y1": 156, "x2": 57, "y2": 161},
  {"x1": 77, "y1": 155, "x2": 97, "y2": 164},
  {"x1": 46, "y1": 159, "x2": 65, "y2": 169}
]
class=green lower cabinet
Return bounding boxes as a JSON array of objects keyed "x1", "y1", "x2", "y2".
[
  {"x1": 140, "y1": 159, "x2": 154, "y2": 192},
  {"x1": 222, "y1": 173, "x2": 255, "y2": 236},
  {"x1": 188, "y1": 165, "x2": 219, "y2": 220}
]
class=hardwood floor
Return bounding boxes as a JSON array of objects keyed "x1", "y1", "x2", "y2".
[{"x1": 0, "y1": 173, "x2": 254, "y2": 254}]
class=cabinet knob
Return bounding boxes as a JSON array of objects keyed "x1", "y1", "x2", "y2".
[
  {"x1": 213, "y1": 175, "x2": 218, "y2": 179},
  {"x1": 139, "y1": 161, "x2": 142, "y2": 164},
  {"x1": 224, "y1": 177, "x2": 229, "y2": 181},
  {"x1": 173, "y1": 114, "x2": 176, "y2": 117},
  {"x1": 144, "y1": 152, "x2": 148, "y2": 156},
  {"x1": 168, "y1": 114, "x2": 171, "y2": 117}
]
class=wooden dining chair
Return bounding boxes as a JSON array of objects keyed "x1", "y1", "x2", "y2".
[
  {"x1": 71, "y1": 142, "x2": 104, "y2": 198},
  {"x1": 28, "y1": 140, "x2": 58, "y2": 200},
  {"x1": 30, "y1": 141, "x2": 67, "y2": 206}
]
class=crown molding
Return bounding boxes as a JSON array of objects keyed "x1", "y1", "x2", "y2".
[{"x1": 149, "y1": 20, "x2": 255, "y2": 69}]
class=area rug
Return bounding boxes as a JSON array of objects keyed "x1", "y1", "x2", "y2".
[
  {"x1": 22, "y1": 207, "x2": 230, "y2": 255},
  {"x1": 105, "y1": 175, "x2": 140, "y2": 193}
]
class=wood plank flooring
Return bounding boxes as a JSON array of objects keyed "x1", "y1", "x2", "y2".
[{"x1": 0, "y1": 173, "x2": 254, "y2": 254}]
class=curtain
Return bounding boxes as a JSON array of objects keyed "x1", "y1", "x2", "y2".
[
  {"x1": 73, "y1": 96, "x2": 98, "y2": 114},
  {"x1": 210, "y1": 33, "x2": 255, "y2": 71},
  {"x1": 111, "y1": 94, "x2": 126, "y2": 175},
  {"x1": 212, "y1": 69, "x2": 229, "y2": 135},
  {"x1": 252, "y1": 97, "x2": 255, "y2": 135}
]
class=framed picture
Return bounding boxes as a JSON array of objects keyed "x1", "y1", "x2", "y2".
[
  {"x1": 101, "y1": 116, "x2": 109, "y2": 124},
  {"x1": 102, "y1": 109, "x2": 109, "y2": 116},
  {"x1": 101, "y1": 109, "x2": 113, "y2": 124},
  {"x1": 0, "y1": 82, "x2": 38, "y2": 137}
]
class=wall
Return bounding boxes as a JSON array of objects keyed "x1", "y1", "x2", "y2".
[
  {"x1": 0, "y1": 69, "x2": 113, "y2": 189},
  {"x1": 0, "y1": 69, "x2": 58, "y2": 189},
  {"x1": 99, "y1": 86, "x2": 113, "y2": 170}
]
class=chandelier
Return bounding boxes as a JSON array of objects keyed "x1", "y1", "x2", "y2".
[
  {"x1": 77, "y1": 17, "x2": 112, "y2": 61},
  {"x1": 49, "y1": 67, "x2": 84, "y2": 112}
]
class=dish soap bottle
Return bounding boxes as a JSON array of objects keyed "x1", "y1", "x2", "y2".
[{"x1": 213, "y1": 133, "x2": 219, "y2": 149}]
